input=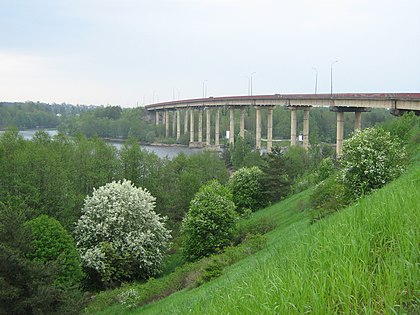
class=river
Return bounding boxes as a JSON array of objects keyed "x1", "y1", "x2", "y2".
[{"x1": 0, "y1": 129, "x2": 204, "y2": 159}]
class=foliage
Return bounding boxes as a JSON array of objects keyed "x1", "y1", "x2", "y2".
[
  {"x1": 309, "y1": 174, "x2": 348, "y2": 222},
  {"x1": 261, "y1": 147, "x2": 292, "y2": 202},
  {"x1": 24, "y1": 215, "x2": 84, "y2": 288},
  {"x1": 181, "y1": 180, "x2": 237, "y2": 261},
  {"x1": 382, "y1": 111, "x2": 420, "y2": 157},
  {"x1": 315, "y1": 157, "x2": 336, "y2": 182},
  {"x1": 0, "y1": 200, "x2": 83, "y2": 315},
  {"x1": 118, "y1": 288, "x2": 140, "y2": 309},
  {"x1": 74, "y1": 180, "x2": 171, "y2": 286},
  {"x1": 224, "y1": 137, "x2": 264, "y2": 170},
  {"x1": 282, "y1": 146, "x2": 309, "y2": 181},
  {"x1": 228, "y1": 166, "x2": 266, "y2": 214},
  {"x1": 341, "y1": 127, "x2": 406, "y2": 199}
]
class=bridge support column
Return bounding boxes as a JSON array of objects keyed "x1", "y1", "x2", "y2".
[
  {"x1": 354, "y1": 111, "x2": 362, "y2": 130},
  {"x1": 165, "y1": 111, "x2": 170, "y2": 138},
  {"x1": 290, "y1": 108, "x2": 297, "y2": 146},
  {"x1": 155, "y1": 111, "x2": 160, "y2": 125},
  {"x1": 172, "y1": 111, "x2": 176, "y2": 137},
  {"x1": 255, "y1": 106, "x2": 261, "y2": 150},
  {"x1": 331, "y1": 106, "x2": 370, "y2": 158},
  {"x1": 198, "y1": 109, "x2": 203, "y2": 144},
  {"x1": 189, "y1": 110, "x2": 195, "y2": 145},
  {"x1": 184, "y1": 110, "x2": 189, "y2": 134},
  {"x1": 267, "y1": 107, "x2": 273, "y2": 153},
  {"x1": 229, "y1": 108, "x2": 235, "y2": 145},
  {"x1": 215, "y1": 108, "x2": 220, "y2": 146},
  {"x1": 240, "y1": 108, "x2": 245, "y2": 139},
  {"x1": 206, "y1": 109, "x2": 211, "y2": 146},
  {"x1": 176, "y1": 110, "x2": 181, "y2": 141},
  {"x1": 303, "y1": 109, "x2": 310, "y2": 150},
  {"x1": 336, "y1": 111, "x2": 344, "y2": 158}
]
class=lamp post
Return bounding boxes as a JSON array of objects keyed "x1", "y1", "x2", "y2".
[
  {"x1": 312, "y1": 67, "x2": 318, "y2": 94},
  {"x1": 330, "y1": 60, "x2": 339, "y2": 95},
  {"x1": 202, "y1": 80, "x2": 208, "y2": 98},
  {"x1": 245, "y1": 76, "x2": 250, "y2": 95},
  {"x1": 250, "y1": 72, "x2": 256, "y2": 96}
]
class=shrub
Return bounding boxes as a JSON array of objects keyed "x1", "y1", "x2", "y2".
[
  {"x1": 341, "y1": 127, "x2": 406, "y2": 199},
  {"x1": 24, "y1": 215, "x2": 84, "y2": 288},
  {"x1": 309, "y1": 174, "x2": 348, "y2": 222},
  {"x1": 181, "y1": 180, "x2": 237, "y2": 261},
  {"x1": 228, "y1": 166, "x2": 266, "y2": 214},
  {"x1": 74, "y1": 179, "x2": 171, "y2": 286}
]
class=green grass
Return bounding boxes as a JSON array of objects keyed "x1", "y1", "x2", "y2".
[{"x1": 88, "y1": 163, "x2": 419, "y2": 314}]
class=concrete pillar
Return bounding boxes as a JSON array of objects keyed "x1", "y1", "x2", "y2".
[
  {"x1": 290, "y1": 108, "x2": 297, "y2": 146},
  {"x1": 165, "y1": 111, "x2": 169, "y2": 138},
  {"x1": 354, "y1": 111, "x2": 362, "y2": 130},
  {"x1": 267, "y1": 107, "x2": 273, "y2": 153},
  {"x1": 176, "y1": 110, "x2": 181, "y2": 141},
  {"x1": 215, "y1": 108, "x2": 220, "y2": 146},
  {"x1": 155, "y1": 111, "x2": 159, "y2": 125},
  {"x1": 190, "y1": 109, "x2": 195, "y2": 144},
  {"x1": 184, "y1": 110, "x2": 189, "y2": 134},
  {"x1": 240, "y1": 108, "x2": 245, "y2": 139},
  {"x1": 172, "y1": 111, "x2": 176, "y2": 137},
  {"x1": 229, "y1": 108, "x2": 235, "y2": 145},
  {"x1": 206, "y1": 109, "x2": 211, "y2": 146},
  {"x1": 336, "y1": 111, "x2": 344, "y2": 158},
  {"x1": 255, "y1": 106, "x2": 261, "y2": 150},
  {"x1": 303, "y1": 109, "x2": 310, "y2": 150},
  {"x1": 198, "y1": 109, "x2": 203, "y2": 143}
]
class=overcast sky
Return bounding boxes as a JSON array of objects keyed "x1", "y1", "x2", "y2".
[{"x1": 1, "y1": 0, "x2": 419, "y2": 107}]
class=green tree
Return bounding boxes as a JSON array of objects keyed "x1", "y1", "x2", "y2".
[
  {"x1": 0, "y1": 200, "x2": 82, "y2": 315},
  {"x1": 24, "y1": 215, "x2": 84, "y2": 288},
  {"x1": 261, "y1": 147, "x2": 291, "y2": 202},
  {"x1": 181, "y1": 180, "x2": 237, "y2": 261},
  {"x1": 228, "y1": 166, "x2": 266, "y2": 214},
  {"x1": 74, "y1": 180, "x2": 171, "y2": 287}
]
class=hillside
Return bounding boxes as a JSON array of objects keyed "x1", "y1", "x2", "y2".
[{"x1": 92, "y1": 158, "x2": 419, "y2": 314}]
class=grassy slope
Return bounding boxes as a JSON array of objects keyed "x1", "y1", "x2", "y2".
[{"x1": 93, "y1": 162, "x2": 419, "y2": 314}]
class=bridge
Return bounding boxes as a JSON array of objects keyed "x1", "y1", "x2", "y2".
[{"x1": 145, "y1": 93, "x2": 420, "y2": 157}]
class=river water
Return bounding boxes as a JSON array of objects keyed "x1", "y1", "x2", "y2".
[{"x1": 0, "y1": 129, "x2": 203, "y2": 159}]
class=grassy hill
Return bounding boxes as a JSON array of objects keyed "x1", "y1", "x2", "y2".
[{"x1": 88, "y1": 157, "x2": 419, "y2": 314}]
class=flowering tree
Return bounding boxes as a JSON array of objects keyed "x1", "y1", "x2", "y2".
[
  {"x1": 341, "y1": 127, "x2": 406, "y2": 199},
  {"x1": 181, "y1": 180, "x2": 237, "y2": 261},
  {"x1": 74, "y1": 180, "x2": 171, "y2": 286}
]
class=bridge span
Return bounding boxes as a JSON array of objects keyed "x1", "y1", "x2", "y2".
[{"x1": 145, "y1": 93, "x2": 420, "y2": 157}]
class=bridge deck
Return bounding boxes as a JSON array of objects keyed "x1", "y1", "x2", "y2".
[{"x1": 145, "y1": 93, "x2": 420, "y2": 111}]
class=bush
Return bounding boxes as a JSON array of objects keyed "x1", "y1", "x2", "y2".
[
  {"x1": 181, "y1": 180, "x2": 237, "y2": 261},
  {"x1": 24, "y1": 215, "x2": 84, "y2": 288},
  {"x1": 309, "y1": 174, "x2": 348, "y2": 222},
  {"x1": 74, "y1": 179, "x2": 171, "y2": 286},
  {"x1": 341, "y1": 127, "x2": 406, "y2": 199},
  {"x1": 228, "y1": 166, "x2": 266, "y2": 214}
]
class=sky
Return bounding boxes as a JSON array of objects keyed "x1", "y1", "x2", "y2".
[{"x1": 1, "y1": 0, "x2": 419, "y2": 107}]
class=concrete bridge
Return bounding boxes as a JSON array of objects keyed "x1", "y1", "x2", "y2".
[{"x1": 145, "y1": 93, "x2": 420, "y2": 157}]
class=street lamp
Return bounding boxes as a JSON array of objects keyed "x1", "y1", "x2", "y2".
[
  {"x1": 250, "y1": 72, "x2": 256, "y2": 96},
  {"x1": 330, "y1": 60, "x2": 339, "y2": 95},
  {"x1": 202, "y1": 80, "x2": 208, "y2": 98},
  {"x1": 245, "y1": 76, "x2": 250, "y2": 95},
  {"x1": 312, "y1": 67, "x2": 318, "y2": 94}
]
